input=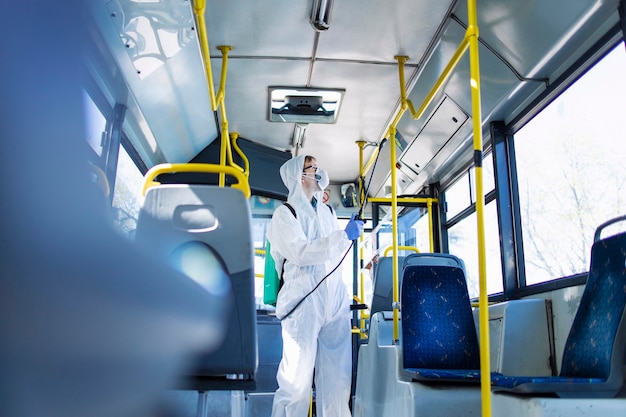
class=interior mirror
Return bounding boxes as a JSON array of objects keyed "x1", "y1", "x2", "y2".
[{"x1": 341, "y1": 183, "x2": 357, "y2": 208}]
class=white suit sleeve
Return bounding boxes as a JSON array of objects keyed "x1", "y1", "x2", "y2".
[{"x1": 267, "y1": 206, "x2": 350, "y2": 267}]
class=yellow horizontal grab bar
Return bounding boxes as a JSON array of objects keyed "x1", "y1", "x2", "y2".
[
  {"x1": 141, "y1": 163, "x2": 251, "y2": 198},
  {"x1": 368, "y1": 197, "x2": 438, "y2": 204},
  {"x1": 471, "y1": 301, "x2": 497, "y2": 308},
  {"x1": 383, "y1": 245, "x2": 420, "y2": 257}
]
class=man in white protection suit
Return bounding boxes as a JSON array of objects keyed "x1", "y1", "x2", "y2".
[{"x1": 268, "y1": 155, "x2": 364, "y2": 417}]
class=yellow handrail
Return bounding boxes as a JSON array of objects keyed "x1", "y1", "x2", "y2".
[
  {"x1": 467, "y1": 0, "x2": 492, "y2": 415},
  {"x1": 389, "y1": 40, "x2": 469, "y2": 133},
  {"x1": 388, "y1": 125, "x2": 400, "y2": 344},
  {"x1": 192, "y1": 0, "x2": 217, "y2": 111},
  {"x1": 355, "y1": 141, "x2": 372, "y2": 338},
  {"x1": 368, "y1": 196, "x2": 438, "y2": 324},
  {"x1": 369, "y1": 196, "x2": 438, "y2": 252},
  {"x1": 427, "y1": 198, "x2": 435, "y2": 253},
  {"x1": 231, "y1": 132, "x2": 250, "y2": 179},
  {"x1": 214, "y1": 45, "x2": 246, "y2": 185},
  {"x1": 378, "y1": 5, "x2": 490, "y2": 412},
  {"x1": 361, "y1": 144, "x2": 381, "y2": 178},
  {"x1": 368, "y1": 197, "x2": 437, "y2": 204},
  {"x1": 382, "y1": 245, "x2": 420, "y2": 257},
  {"x1": 191, "y1": 2, "x2": 248, "y2": 184},
  {"x1": 141, "y1": 163, "x2": 251, "y2": 198}
]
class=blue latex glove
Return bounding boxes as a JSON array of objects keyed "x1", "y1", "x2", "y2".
[{"x1": 344, "y1": 214, "x2": 364, "y2": 240}]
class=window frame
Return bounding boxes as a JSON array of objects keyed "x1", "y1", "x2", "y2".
[{"x1": 438, "y1": 33, "x2": 624, "y2": 301}]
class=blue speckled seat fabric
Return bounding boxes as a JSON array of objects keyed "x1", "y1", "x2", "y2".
[
  {"x1": 491, "y1": 225, "x2": 626, "y2": 397},
  {"x1": 401, "y1": 254, "x2": 481, "y2": 382},
  {"x1": 400, "y1": 217, "x2": 626, "y2": 396}
]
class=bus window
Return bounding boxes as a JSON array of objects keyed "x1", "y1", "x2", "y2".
[
  {"x1": 447, "y1": 201, "x2": 503, "y2": 299},
  {"x1": 515, "y1": 43, "x2": 626, "y2": 286},
  {"x1": 443, "y1": 152, "x2": 500, "y2": 298},
  {"x1": 389, "y1": 207, "x2": 430, "y2": 253},
  {"x1": 471, "y1": 154, "x2": 495, "y2": 198},
  {"x1": 373, "y1": 206, "x2": 431, "y2": 256},
  {"x1": 83, "y1": 90, "x2": 105, "y2": 157},
  {"x1": 445, "y1": 174, "x2": 471, "y2": 219},
  {"x1": 111, "y1": 144, "x2": 143, "y2": 238}
]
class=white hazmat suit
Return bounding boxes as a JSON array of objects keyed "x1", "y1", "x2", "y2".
[{"x1": 267, "y1": 155, "x2": 354, "y2": 417}]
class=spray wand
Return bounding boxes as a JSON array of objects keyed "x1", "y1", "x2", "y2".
[{"x1": 280, "y1": 138, "x2": 387, "y2": 320}]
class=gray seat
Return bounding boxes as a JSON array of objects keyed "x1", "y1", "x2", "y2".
[
  {"x1": 252, "y1": 312, "x2": 283, "y2": 393},
  {"x1": 135, "y1": 184, "x2": 257, "y2": 390},
  {"x1": 370, "y1": 256, "x2": 405, "y2": 316}
]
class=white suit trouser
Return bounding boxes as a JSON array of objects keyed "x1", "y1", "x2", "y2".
[{"x1": 271, "y1": 306, "x2": 352, "y2": 417}]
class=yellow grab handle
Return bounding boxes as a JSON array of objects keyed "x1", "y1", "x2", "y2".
[
  {"x1": 383, "y1": 245, "x2": 420, "y2": 257},
  {"x1": 141, "y1": 163, "x2": 251, "y2": 198}
]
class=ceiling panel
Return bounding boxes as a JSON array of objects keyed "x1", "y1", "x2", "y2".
[
  {"x1": 316, "y1": 0, "x2": 455, "y2": 63},
  {"x1": 200, "y1": 0, "x2": 458, "y2": 183},
  {"x1": 454, "y1": 0, "x2": 620, "y2": 79},
  {"x1": 215, "y1": 58, "x2": 312, "y2": 151},
  {"x1": 85, "y1": 0, "x2": 623, "y2": 193},
  {"x1": 205, "y1": 0, "x2": 315, "y2": 58}
]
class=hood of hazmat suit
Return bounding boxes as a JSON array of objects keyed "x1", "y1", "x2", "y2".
[{"x1": 266, "y1": 155, "x2": 351, "y2": 320}]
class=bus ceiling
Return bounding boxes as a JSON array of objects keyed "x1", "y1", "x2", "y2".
[{"x1": 84, "y1": 0, "x2": 622, "y2": 197}]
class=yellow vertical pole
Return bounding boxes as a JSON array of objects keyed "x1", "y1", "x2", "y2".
[
  {"x1": 427, "y1": 199, "x2": 434, "y2": 252},
  {"x1": 356, "y1": 140, "x2": 368, "y2": 337},
  {"x1": 216, "y1": 45, "x2": 233, "y2": 187},
  {"x1": 389, "y1": 126, "x2": 400, "y2": 344},
  {"x1": 388, "y1": 55, "x2": 408, "y2": 345},
  {"x1": 192, "y1": 0, "x2": 217, "y2": 111},
  {"x1": 216, "y1": 45, "x2": 232, "y2": 105},
  {"x1": 467, "y1": 0, "x2": 491, "y2": 416}
]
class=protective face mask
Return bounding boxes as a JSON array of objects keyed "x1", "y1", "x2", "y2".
[
  {"x1": 316, "y1": 168, "x2": 329, "y2": 190},
  {"x1": 301, "y1": 168, "x2": 329, "y2": 190}
]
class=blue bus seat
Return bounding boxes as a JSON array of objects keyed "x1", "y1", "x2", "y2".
[
  {"x1": 491, "y1": 214, "x2": 626, "y2": 398},
  {"x1": 370, "y1": 256, "x2": 405, "y2": 316},
  {"x1": 135, "y1": 184, "x2": 257, "y2": 391},
  {"x1": 400, "y1": 253, "x2": 482, "y2": 382}
]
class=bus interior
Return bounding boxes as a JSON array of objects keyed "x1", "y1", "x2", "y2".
[{"x1": 2, "y1": 1, "x2": 626, "y2": 417}]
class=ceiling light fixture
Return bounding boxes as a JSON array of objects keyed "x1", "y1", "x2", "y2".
[
  {"x1": 310, "y1": 0, "x2": 333, "y2": 32},
  {"x1": 268, "y1": 87, "x2": 345, "y2": 124}
]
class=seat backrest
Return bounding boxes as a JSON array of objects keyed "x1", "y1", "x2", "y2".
[
  {"x1": 370, "y1": 256, "x2": 405, "y2": 316},
  {"x1": 559, "y1": 219, "x2": 626, "y2": 384},
  {"x1": 253, "y1": 312, "x2": 283, "y2": 393},
  {"x1": 401, "y1": 253, "x2": 480, "y2": 370},
  {"x1": 489, "y1": 215, "x2": 626, "y2": 397},
  {"x1": 135, "y1": 184, "x2": 257, "y2": 388}
]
